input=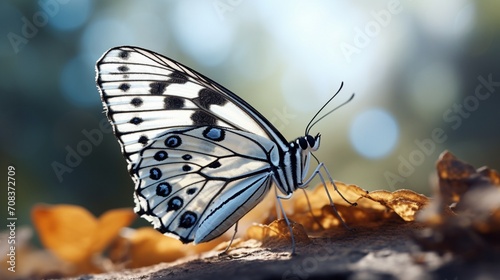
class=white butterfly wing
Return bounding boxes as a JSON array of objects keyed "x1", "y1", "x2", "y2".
[
  {"x1": 133, "y1": 126, "x2": 278, "y2": 243},
  {"x1": 96, "y1": 46, "x2": 288, "y2": 165},
  {"x1": 96, "y1": 46, "x2": 287, "y2": 243}
]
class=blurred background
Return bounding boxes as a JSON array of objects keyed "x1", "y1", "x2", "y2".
[{"x1": 1, "y1": 0, "x2": 499, "y2": 225}]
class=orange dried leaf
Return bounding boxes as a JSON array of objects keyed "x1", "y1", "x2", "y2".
[
  {"x1": 188, "y1": 237, "x2": 228, "y2": 254},
  {"x1": 436, "y1": 150, "x2": 500, "y2": 205},
  {"x1": 0, "y1": 227, "x2": 72, "y2": 279},
  {"x1": 365, "y1": 189, "x2": 429, "y2": 221},
  {"x1": 109, "y1": 228, "x2": 226, "y2": 269},
  {"x1": 319, "y1": 203, "x2": 396, "y2": 227},
  {"x1": 436, "y1": 150, "x2": 477, "y2": 180},
  {"x1": 246, "y1": 219, "x2": 310, "y2": 247},
  {"x1": 292, "y1": 182, "x2": 368, "y2": 213},
  {"x1": 112, "y1": 228, "x2": 186, "y2": 268},
  {"x1": 89, "y1": 208, "x2": 136, "y2": 254},
  {"x1": 415, "y1": 151, "x2": 500, "y2": 257},
  {"x1": 32, "y1": 204, "x2": 99, "y2": 264},
  {"x1": 31, "y1": 204, "x2": 135, "y2": 267},
  {"x1": 477, "y1": 166, "x2": 500, "y2": 186},
  {"x1": 288, "y1": 182, "x2": 427, "y2": 231},
  {"x1": 282, "y1": 182, "x2": 374, "y2": 231}
]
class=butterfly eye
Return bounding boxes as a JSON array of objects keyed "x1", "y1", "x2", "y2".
[
  {"x1": 306, "y1": 135, "x2": 315, "y2": 147},
  {"x1": 298, "y1": 137, "x2": 308, "y2": 150}
]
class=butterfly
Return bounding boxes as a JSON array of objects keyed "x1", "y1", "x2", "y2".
[{"x1": 95, "y1": 46, "x2": 354, "y2": 254}]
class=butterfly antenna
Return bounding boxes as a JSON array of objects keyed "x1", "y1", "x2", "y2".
[
  {"x1": 305, "y1": 82, "x2": 344, "y2": 135},
  {"x1": 304, "y1": 82, "x2": 354, "y2": 135},
  {"x1": 306, "y1": 92, "x2": 355, "y2": 134}
]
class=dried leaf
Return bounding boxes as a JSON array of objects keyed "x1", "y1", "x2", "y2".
[
  {"x1": 109, "y1": 228, "x2": 226, "y2": 269},
  {"x1": 415, "y1": 151, "x2": 500, "y2": 256},
  {"x1": 32, "y1": 204, "x2": 98, "y2": 264},
  {"x1": 247, "y1": 219, "x2": 310, "y2": 248},
  {"x1": 110, "y1": 228, "x2": 186, "y2": 268},
  {"x1": 477, "y1": 166, "x2": 500, "y2": 185},
  {"x1": 436, "y1": 150, "x2": 500, "y2": 206},
  {"x1": 31, "y1": 204, "x2": 135, "y2": 273},
  {"x1": 0, "y1": 227, "x2": 71, "y2": 280},
  {"x1": 288, "y1": 182, "x2": 428, "y2": 230},
  {"x1": 89, "y1": 208, "x2": 137, "y2": 255},
  {"x1": 365, "y1": 189, "x2": 429, "y2": 221}
]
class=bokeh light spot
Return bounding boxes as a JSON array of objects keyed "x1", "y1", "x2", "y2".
[
  {"x1": 49, "y1": 0, "x2": 93, "y2": 31},
  {"x1": 350, "y1": 108, "x2": 399, "y2": 159}
]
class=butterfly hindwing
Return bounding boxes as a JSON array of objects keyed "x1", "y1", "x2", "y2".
[{"x1": 133, "y1": 126, "x2": 279, "y2": 243}]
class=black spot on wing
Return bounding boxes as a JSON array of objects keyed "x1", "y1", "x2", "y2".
[
  {"x1": 118, "y1": 50, "x2": 129, "y2": 59},
  {"x1": 167, "y1": 71, "x2": 188, "y2": 84},
  {"x1": 191, "y1": 110, "x2": 216, "y2": 126},
  {"x1": 179, "y1": 211, "x2": 197, "y2": 228},
  {"x1": 165, "y1": 135, "x2": 182, "y2": 148},
  {"x1": 130, "y1": 97, "x2": 142, "y2": 107},
  {"x1": 154, "y1": 151, "x2": 168, "y2": 161},
  {"x1": 164, "y1": 96, "x2": 185, "y2": 109},
  {"x1": 150, "y1": 82, "x2": 168, "y2": 95},
  {"x1": 193, "y1": 88, "x2": 228, "y2": 109},
  {"x1": 156, "y1": 182, "x2": 172, "y2": 197},
  {"x1": 130, "y1": 117, "x2": 143, "y2": 125},
  {"x1": 149, "y1": 168, "x2": 162, "y2": 180},
  {"x1": 207, "y1": 160, "x2": 221, "y2": 169},
  {"x1": 147, "y1": 71, "x2": 188, "y2": 96},
  {"x1": 118, "y1": 65, "x2": 129, "y2": 72},
  {"x1": 138, "y1": 135, "x2": 149, "y2": 145},
  {"x1": 202, "y1": 127, "x2": 225, "y2": 141},
  {"x1": 167, "y1": 197, "x2": 183, "y2": 212},
  {"x1": 119, "y1": 83, "x2": 130, "y2": 92}
]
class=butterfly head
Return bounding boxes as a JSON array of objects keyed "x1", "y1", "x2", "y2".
[{"x1": 297, "y1": 133, "x2": 321, "y2": 152}]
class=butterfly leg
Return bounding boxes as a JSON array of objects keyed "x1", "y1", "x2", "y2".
[
  {"x1": 299, "y1": 163, "x2": 355, "y2": 230},
  {"x1": 275, "y1": 192, "x2": 297, "y2": 255},
  {"x1": 219, "y1": 221, "x2": 238, "y2": 256},
  {"x1": 301, "y1": 188, "x2": 325, "y2": 230}
]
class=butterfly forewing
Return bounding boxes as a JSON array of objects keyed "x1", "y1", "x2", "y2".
[{"x1": 97, "y1": 47, "x2": 289, "y2": 162}]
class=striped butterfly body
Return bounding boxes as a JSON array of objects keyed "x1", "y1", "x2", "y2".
[{"x1": 96, "y1": 46, "x2": 351, "y2": 253}]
